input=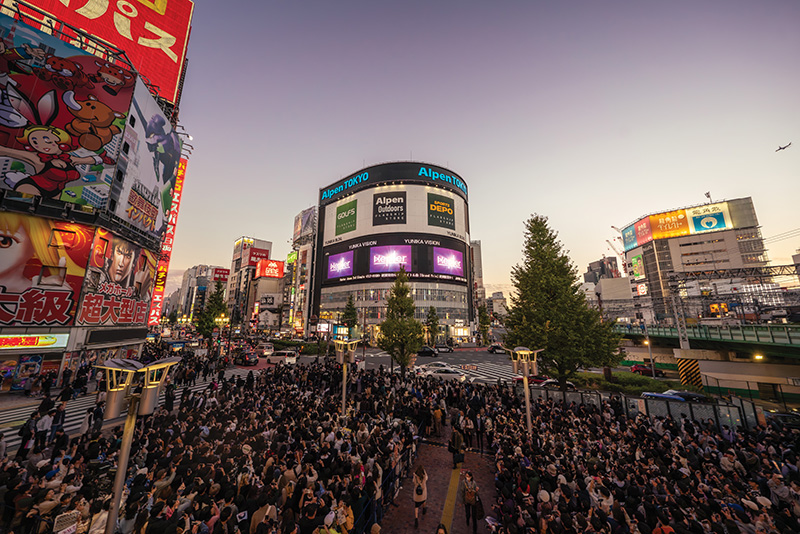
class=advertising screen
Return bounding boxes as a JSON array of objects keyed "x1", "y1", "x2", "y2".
[
  {"x1": 255, "y1": 260, "x2": 285, "y2": 279},
  {"x1": 115, "y1": 79, "x2": 181, "y2": 240},
  {"x1": 212, "y1": 268, "x2": 230, "y2": 282},
  {"x1": 369, "y1": 245, "x2": 411, "y2": 273},
  {"x1": 650, "y1": 209, "x2": 690, "y2": 240},
  {"x1": 293, "y1": 207, "x2": 316, "y2": 242},
  {"x1": 373, "y1": 191, "x2": 406, "y2": 225},
  {"x1": 335, "y1": 200, "x2": 357, "y2": 236},
  {"x1": 0, "y1": 334, "x2": 69, "y2": 350},
  {"x1": 635, "y1": 217, "x2": 653, "y2": 246},
  {"x1": 433, "y1": 247, "x2": 464, "y2": 276},
  {"x1": 76, "y1": 228, "x2": 156, "y2": 326},
  {"x1": 147, "y1": 156, "x2": 186, "y2": 325},
  {"x1": 622, "y1": 225, "x2": 637, "y2": 251},
  {"x1": 0, "y1": 13, "x2": 135, "y2": 207},
  {"x1": 0, "y1": 213, "x2": 94, "y2": 326},
  {"x1": 686, "y1": 202, "x2": 731, "y2": 233},
  {"x1": 246, "y1": 248, "x2": 270, "y2": 267},
  {"x1": 327, "y1": 251, "x2": 354, "y2": 279},
  {"x1": 428, "y1": 193, "x2": 456, "y2": 230},
  {"x1": 630, "y1": 254, "x2": 645, "y2": 280},
  {"x1": 14, "y1": 0, "x2": 194, "y2": 104}
]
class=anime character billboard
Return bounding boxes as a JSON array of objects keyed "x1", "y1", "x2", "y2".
[
  {"x1": 0, "y1": 212, "x2": 94, "y2": 326},
  {"x1": 114, "y1": 79, "x2": 181, "y2": 240},
  {"x1": 0, "y1": 13, "x2": 134, "y2": 207},
  {"x1": 76, "y1": 228, "x2": 156, "y2": 326}
]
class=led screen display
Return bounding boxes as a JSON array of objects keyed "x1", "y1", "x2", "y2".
[
  {"x1": 433, "y1": 247, "x2": 464, "y2": 276},
  {"x1": 369, "y1": 245, "x2": 411, "y2": 273},
  {"x1": 327, "y1": 251, "x2": 354, "y2": 279}
]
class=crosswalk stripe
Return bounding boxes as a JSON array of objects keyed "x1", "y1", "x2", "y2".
[{"x1": 0, "y1": 368, "x2": 250, "y2": 452}]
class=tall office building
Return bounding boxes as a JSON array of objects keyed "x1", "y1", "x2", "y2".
[{"x1": 227, "y1": 237, "x2": 272, "y2": 325}]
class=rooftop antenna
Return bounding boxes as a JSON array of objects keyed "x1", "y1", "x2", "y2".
[{"x1": 705, "y1": 191, "x2": 712, "y2": 203}]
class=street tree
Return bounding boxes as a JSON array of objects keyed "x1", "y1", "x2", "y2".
[
  {"x1": 378, "y1": 268, "x2": 424, "y2": 377},
  {"x1": 168, "y1": 310, "x2": 177, "y2": 324},
  {"x1": 425, "y1": 306, "x2": 439, "y2": 345},
  {"x1": 196, "y1": 281, "x2": 228, "y2": 347},
  {"x1": 342, "y1": 294, "x2": 359, "y2": 336},
  {"x1": 478, "y1": 305, "x2": 491, "y2": 345},
  {"x1": 504, "y1": 214, "x2": 622, "y2": 390}
]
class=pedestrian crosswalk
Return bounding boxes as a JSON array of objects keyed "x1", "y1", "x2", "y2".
[
  {"x1": 0, "y1": 368, "x2": 250, "y2": 454},
  {"x1": 458, "y1": 361, "x2": 517, "y2": 384}
]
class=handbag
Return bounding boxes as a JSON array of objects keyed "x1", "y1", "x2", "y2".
[
  {"x1": 475, "y1": 494, "x2": 485, "y2": 520},
  {"x1": 416, "y1": 484, "x2": 423, "y2": 496}
]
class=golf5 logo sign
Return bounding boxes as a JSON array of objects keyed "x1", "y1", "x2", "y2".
[
  {"x1": 373, "y1": 192, "x2": 406, "y2": 226},
  {"x1": 336, "y1": 200, "x2": 357, "y2": 236},
  {"x1": 427, "y1": 193, "x2": 455, "y2": 230}
]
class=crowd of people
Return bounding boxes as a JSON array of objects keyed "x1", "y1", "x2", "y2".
[{"x1": 0, "y1": 346, "x2": 798, "y2": 534}]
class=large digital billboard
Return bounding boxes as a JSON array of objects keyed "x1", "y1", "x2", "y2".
[
  {"x1": 322, "y1": 234, "x2": 467, "y2": 286},
  {"x1": 114, "y1": 79, "x2": 181, "y2": 239},
  {"x1": 293, "y1": 207, "x2": 316, "y2": 242},
  {"x1": 255, "y1": 259, "x2": 284, "y2": 279},
  {"x1": 369, "y1": 245, "x2": 411, "y2": 273},
  {"x1": 11, "y1": 0, "x2": 194, "y2": 104},
  {"x1": 76, "y1": 228, "x2": 156, "y2": 326},
  {"x1": 0, "y1": 212, "x2": 94, "y2": 326},
  {"x1": 622, "y1": 201, "x2": 735, "y2": 252},
  {"x1": 0, "y1": 13, "x2": 134, "y2": 207}
]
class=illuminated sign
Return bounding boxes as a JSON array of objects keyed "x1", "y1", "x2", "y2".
[
  {"x1": 247, "y1": 248, "x2": 270, "y2": 267},
  {"x1": 327, "y1": 251, "x2": 354, "y2": 278},
  {"x1": 321, "y1": 171, "x2": 369, "y2": 200},
  {"x1": 147, "y1": 157, "x2": 186, "y2": 325},
  {"x1": 369, "y1": 246, "x2": 411, "y2": 273},
  {"x1": 433, "y1": 247, "x2": 464, "y2": 276},
  {"x1": 335, "y1": 200, "x2": 357, "y2": 236},
  {"x1": 0, "y1": 334, "x2": 69, "y2": 351},
  {"x1": 636, "y1": 283, "x2": 648, "y2": 296},
  {"x1": 286, "y1": 251, "x2": 298, "y2": 264},
  {"x1": 212, "y1": 268, "x2": 230, "y2": 282},
  {"x1": 18, "y1": 0, "x2": 195, "y2": 104},
  {"x1": 418, "y1": 166, "x2": 468, "y2": 196},
  {"x1": 622, "y1": 225, "x2": 636, "y2": 250},
  {"x1": 650, "y1": 209, "x2": 690, "y2": 240},
  {"x1": 622, "y1": 201, "x2": 734, "y2": 252},
  {"x1": 373, "y1": 192, "x2": 406, "y2": 225},
  {"x1": 256, "y1": 260, "x2": 285, "y2": 279},
  {"x1": 428, "y1": 193, "x2": 455, "y2": 230},
  {"x1": 687, "y1": 202, "x2": 731, "y2": 233}
]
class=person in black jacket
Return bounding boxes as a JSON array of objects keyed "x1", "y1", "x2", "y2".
[{"x1": 16, "y1": 412, "x2": 37, "y2": 460}]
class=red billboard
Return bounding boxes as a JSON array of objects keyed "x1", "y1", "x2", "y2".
[
  {"x1": 211, "y1": 267, "x2": 229, "y2": 282},
  {"x1": 15, "y1": 0, "x2": 194, "y2": 104},
  {"x1": 246, "y1": 247, "x2": 269, "y2": 267},
  {"x1": 76, "y1": 228, "x2": 156, "y2": 326},
  {"x1": 0, "y1": 213, "x2": 94, "y2": 326},
  {"x1": 255, "y1": 260, "x2": 284, "y2": 279},
  {"x1": 147, "y1": 157, "x2": 186, "y2": 325}
]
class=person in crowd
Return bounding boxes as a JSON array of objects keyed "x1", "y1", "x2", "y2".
[
  {"x1": 412, "y1": 465, "x2": 428, "y2": 529},
  {"x1": 460, "y1": 470, "x2": 479, "y2": 534}
]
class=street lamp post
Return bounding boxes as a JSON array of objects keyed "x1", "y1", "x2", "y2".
[
  {"x1": 333, "y1": 338, "x2": 361, "y2": 417},
  {"x1": 215, "y1": 314, "x2": 230, "y2": 357},
  {"x1": 509, "y1": 347, "x2": 544, "y2": 438},
  {"x1": 644, "y1": 322, "x2": 655, "y2": 378},
  {"x1": 97, "y1": 357, "x2": 182, "y2": 534}
]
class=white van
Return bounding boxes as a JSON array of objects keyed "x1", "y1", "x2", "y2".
[
  {"x1": 258, "y1": 342, "x2": 274, "y2": 357},
  {"x1": 266, "y1": 350, "x2": 297, "y2": 365}
]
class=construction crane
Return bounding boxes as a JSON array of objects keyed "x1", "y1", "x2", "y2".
[{"x1": 606, "y1": 239, "x2": 626, "y2": 276}]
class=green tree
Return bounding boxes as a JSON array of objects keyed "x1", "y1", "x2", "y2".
[
  {"x1": 425, "y1": 306, "x2": 439, "y2": 345},
  {"x1": 377, "y1": 268, "x2": 424, "y2": 377},
  {"x1": 342, "y1": 294, "x2": 358, "y2": 336},
  {"x1": 196, "y1": 281, "x2": 228, "y2": 347},
  {"x1": 168, "y1": 310, "x2": 177, "y2": 324},
  {"x1": 504, "y1": 215, "x2": 622, "y2": 390},
  {"x1": 478, "y1": 305, "x2": 491, "y2": 346}
]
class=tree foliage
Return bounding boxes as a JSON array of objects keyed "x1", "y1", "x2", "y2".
[
  {"x1": 425, "y1": 306, "x2": 439, "y2": 345},
  {"x1": 342, "y1": 294, "x2": 359, "y2": 334},
  {"x1": 478, "y1": 305, "x2": 491, "y2": 345},
  {"x1": 196, "y1": 281, "x2": 228, "y2": 346},
  {"x1": 378, "y1": 268, "x2": 424, "y2": 377},
  {"x1": 504, "y1": 215, "x2": 622, "y2": 389}
]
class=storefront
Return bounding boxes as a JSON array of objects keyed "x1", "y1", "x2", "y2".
[{"x1": 0, "y1": 333, "x2": 70, "y2": 392}]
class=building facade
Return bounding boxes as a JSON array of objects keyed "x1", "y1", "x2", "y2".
[
  {"x1": 177, "y1": 265, "x2": 229, "y2": 318},
  {"x1": 227, "y1": 237, "x2": 272, "y2": 326},
  {"x1": 311, "y1": 162, "x2": 474, "y2": 342}
]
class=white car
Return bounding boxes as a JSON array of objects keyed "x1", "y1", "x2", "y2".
[
  {"x1": 266, "y1": 350, "x2": 297, "y2": 365},
  {"x1": 423, "y1": 368, "x2": 468, "y2": 382},
  {"x1": 415, "y1": 362, "x2": 455, "y2": 375},
  {"x1": 258, "y1": 343, "x2": 274, "y2": 357}
]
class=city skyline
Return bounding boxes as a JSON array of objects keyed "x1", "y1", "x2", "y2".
[{"x1": 166, "y1": 0, "x2": 799, "y2": 296}]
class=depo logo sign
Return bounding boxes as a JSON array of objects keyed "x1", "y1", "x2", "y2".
[
  {"x1": 427, "y1": 193, "x2": 455, "y2": 230},
  {"x1": 335, "y1": 200, "x2": 357, "y2": 236}
]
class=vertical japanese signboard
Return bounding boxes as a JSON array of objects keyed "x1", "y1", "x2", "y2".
[
  {"x1": 0, "y1": 213, "x2": 94, "y2": 326},
  {"x1": 147, "y1": 156, "x2": 186, "y2": 325},
  {"x1": 7, "y1": 0, "x2": 194, "y2": 104}
]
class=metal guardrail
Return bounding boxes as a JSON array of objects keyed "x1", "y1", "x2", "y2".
[{"x1": 615, "y1": 324, "x2": 800, "y2": 346}]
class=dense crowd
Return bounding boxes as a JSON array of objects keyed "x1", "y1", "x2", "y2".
[{"x1": 0, "y1": 347, "x2": 798, "y2": 534}]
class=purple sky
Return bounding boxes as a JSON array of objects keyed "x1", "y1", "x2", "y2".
[{"x1": 169, "y1": 0, "x2": 800, "y2": 296}]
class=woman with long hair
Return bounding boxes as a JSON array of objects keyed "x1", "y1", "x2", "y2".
[{"x1": 412, "y1": 464, "x2": 428, "y2": 529}]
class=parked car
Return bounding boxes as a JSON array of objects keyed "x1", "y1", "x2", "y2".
[
  {"x1": 513, "y1": 374, "x2": 550, "y2": 385},
  {"x1": 415, "y1": 362, "x2": 456, "y2": 375},
  {"x1": 236, "y1": 352, "x2": 259, "y2": 366},
  {"x1": 662, "y1": 390, "x2": 713, "y2": 403},
  {"x1": 434, "y1": 344, "x2": 453, "y2": 353},
  {"x1": 537, "y1": 379, "x2": 576, "y2": 390},
  {"x1": 630, "y1": 364, "x2": 665, "y2": 377},
  {"x1": 423, "y1": 368, "x2": 468, "y2": 383},
  {"x1": 266, "y1": 350, "x2": 297, "y2": 365},
  {"x1": 417, "y1": 346, "x2": 439, "y2": 357},
  {"x1": 487, "y1": 343, "x2": 505, "y2": 354},
  {"x1": 765, "y1": 411, "x2": 800, "y2": 431},
  {"x1": 641, "y1": 392, "x2": 685, "y2": 402}
]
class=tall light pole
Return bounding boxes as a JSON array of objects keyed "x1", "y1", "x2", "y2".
[
  {"x1": 644, "y1": 322, "x2": 655, "y2": 378},
  {"x1": 509, "y1": 347, "x2": 544, "y2": 438},
  {"x1": 98, "y1": 357, "x2": 182, "y2": 534},
  {"x1": 333, "y1": 338, "x2": 360, "y2": 417},
  {"x1": 215, "y1": 314, "x2": 230, "y2": 356}
]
